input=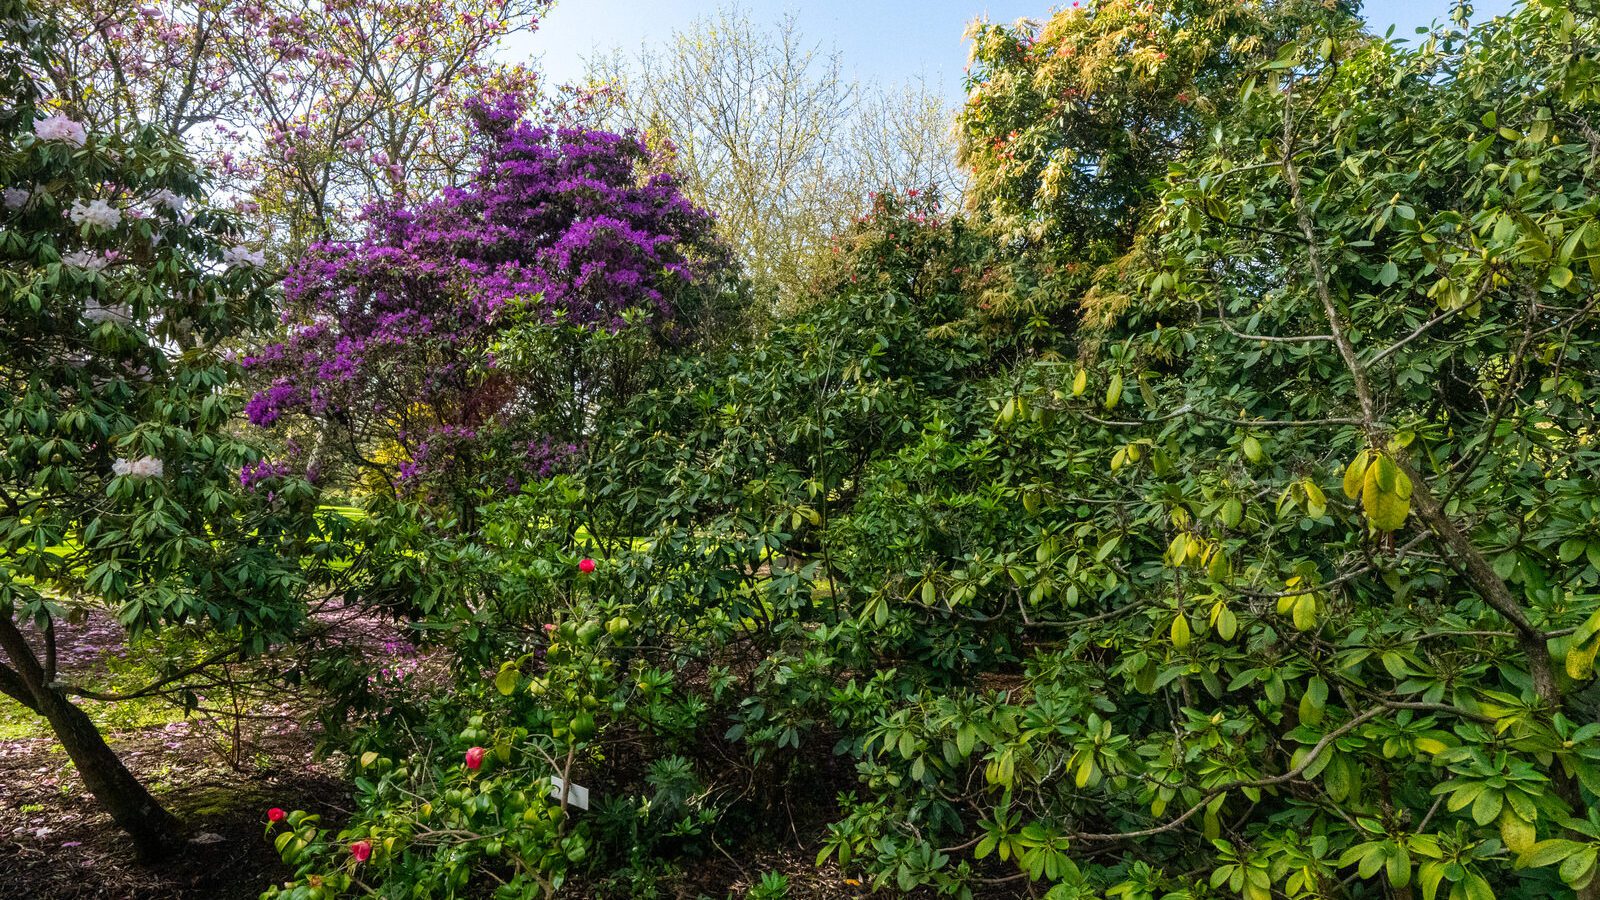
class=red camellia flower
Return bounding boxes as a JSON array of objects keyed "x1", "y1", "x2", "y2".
[
  {"x1": 578, "y1": 558, "x2": 596, "y2": 574},
  {"x1": 465, "y1": 746, "x2": 486, "y2": 770},
  {"x1": 350, "y1": 840, "x2": 372, "y2": 862},
  {"x1": 267, "y1": 807, "x2": 286, "y2": 823}
]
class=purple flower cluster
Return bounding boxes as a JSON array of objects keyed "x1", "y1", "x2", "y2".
[
  {"x1": 502, "y1": 437, "x2": 581, "y2": 493},
  {"x1": 369, "y1": 638, "x2": 423, "y2": 687},
  {"x1": 240, "y1": 458, "x2": 292, "y2": 491},
  {"x1": 244, "y1": 96, "x2": 727, "y2": 490}
]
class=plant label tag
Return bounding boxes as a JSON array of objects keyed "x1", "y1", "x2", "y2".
[{"x1": 549, "y1": 776, "x2": 589, "y2": 810}]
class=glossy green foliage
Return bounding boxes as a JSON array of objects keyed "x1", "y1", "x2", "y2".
[
  {"x1": 0, "y1": 4, "x2": 337, "y2": 646},
  {"x1": 261, "y1": 2, "x2": 1600, "y2": 898}
]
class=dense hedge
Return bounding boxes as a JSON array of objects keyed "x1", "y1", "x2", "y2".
[{"x1": 257, "y1": 1, "x2": 1600, "y2": 898}]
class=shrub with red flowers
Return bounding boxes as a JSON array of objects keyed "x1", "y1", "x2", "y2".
[{"x1": 243, "y1": 94, "x2": 739, "y2": 510}]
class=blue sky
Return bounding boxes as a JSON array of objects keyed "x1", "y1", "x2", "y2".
[{"x1": 506, "y1": 0, "x2": 1519, "y2": 103}]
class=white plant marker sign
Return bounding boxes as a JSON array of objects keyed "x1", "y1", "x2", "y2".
[{"x1": 549, "y1": 776, "x2": 589, "y2": 810}]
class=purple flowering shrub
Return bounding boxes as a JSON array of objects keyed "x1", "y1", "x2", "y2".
[{"x1": 244, "y1": 95, "x2": 736, "y2": 504}]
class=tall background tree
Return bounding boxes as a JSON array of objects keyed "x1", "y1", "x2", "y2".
[
  {"x1": 586, "y1": 6, "x2": 965, "y2": 309},
  {"x1": 38, "y1": 0, "x2": 555, "y2": 251}
]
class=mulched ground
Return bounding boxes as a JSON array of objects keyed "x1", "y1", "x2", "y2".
[{"x1": 0, "y1": 719, "x2": 347, "y2": 900}]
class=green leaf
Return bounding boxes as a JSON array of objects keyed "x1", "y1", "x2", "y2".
[
  {"x1": 1518, "y1": 839, "x2": 1585, "y2": 870},
  {"x1": 1221, "y1": 498, "x2": 1243, "y2": 528},
  {"x1": 1566, "y1": 638, "x2": 1597, "y2": 681},
  {"x1": 1171, "y1": 612, "x2": 1191, "y2": 649},
  {"x1": 1471, "y1": 788, "x2": 1504, "y2": 826},
  {"x1": 495, "y1": 666, "x2": 519, "y2": 696},
  {"x1": 1562, "y1": 849, "x2": 1598, "y2": 890},
  {"x1": 1292, "y1": 593, "x2": 1317, "y2": 631},
  {"x1": 1104, "y1": 373, "x2": 1123, "y2": 409},
  {"x1": 1343, "y1": 451, "x2": 1371, "y2": 500},
  {"x1": 1420, "y1": 862, "x2": 1446, "y2": 900},
  {"x1": 1388, "y1": 845, "x2": 1413, "y2": 888},
  {"x1": 1463, "y1": 872, "x2": 1495, "y2": 900}
]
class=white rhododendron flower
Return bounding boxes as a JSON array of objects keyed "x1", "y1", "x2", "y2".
[
  {"x1": 34, "y1": 113, "x2": 87, "y2": 147},
  {"x1": 68, "y1": 198, "x2": 121, "y2": 229},
  {"x1": 149, "y1": 189, "x2": 186, "y2": 215},
  {"x1": 2, "y1": 186, "x2": 31, "y2": 209},
  {"x1": 82, "y1": 298, "x2": 131, "y2": 321},
  {"x1": 63, "y1": 250, "x2": 112, "y2": 273},
  {"x1": 222, "y1": 244, "x2": 266, "y2": 268},
  {"x1": 112, "y1": 456, "x2": 164, "y2": 478}
]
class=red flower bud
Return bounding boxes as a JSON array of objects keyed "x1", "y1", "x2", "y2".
[
  {"x1": 267, "y1": 807, "x2": 286, "y2": 823},
  {"x1": 350, "y1": 840, "x2": 372, "y2": 862},
  {"x1": 465, "y1": 746, "x2": 486, "y2": 770},
  {"x1": 578, "y1": 558, "x2": 596, "y2": 574}
]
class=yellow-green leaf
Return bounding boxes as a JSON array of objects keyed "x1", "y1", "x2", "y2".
[
  {"x1": 1171, "y1": 612, "x2": 1191, "y2": 648},
  {"x1": 1364, "y1": 482, "x2": 1411, "y2": 531},
  {"x1": 1500, "y1": 809, "x2": 1536, "y2": 854},
  {"x1": 1293, "y1": 592, "x2": 1317, "y2": 631},
  {"x1": 1105, "y1": 373, "x2": 1123, "y2": 409},
  {"x1": 1565, "y1": 638, "x2": 1598, "y2": 681},
  {"x1": 1343, "y1": 451, "x2": 1371, "y2": 500}
]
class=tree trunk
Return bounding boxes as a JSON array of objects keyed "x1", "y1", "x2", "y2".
[
  {"x1": 33, "y1": 684, "x2": 184, "y2": 860},
  {"x1": 0, "y1": 616, "x2": 183, "y2": 861}
]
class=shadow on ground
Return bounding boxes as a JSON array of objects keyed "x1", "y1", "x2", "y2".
[{"x1": 0, "y1": 722, "x2": 346, "y2": 900}]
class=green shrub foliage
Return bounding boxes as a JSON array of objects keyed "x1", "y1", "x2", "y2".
[{"x1": 263, "y1": 1, "x2": 1600, "y2": 898}]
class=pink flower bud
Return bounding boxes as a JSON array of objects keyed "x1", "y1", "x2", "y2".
[
  {"x1": 465, "y1": 746, "x2": 486, "y2": 770},
  {"x1": 542, "y1": 623, "x2": 557, "y2": 634},
  {"x1": 578, "y1": 558, "x2": 596, "y2": 574},
  {"x1": 350, "y1": 840, "x2": 372, "y2": 862},
  {"x1": 267, "y1": 807, "x2": 286, "y2": 823}
]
